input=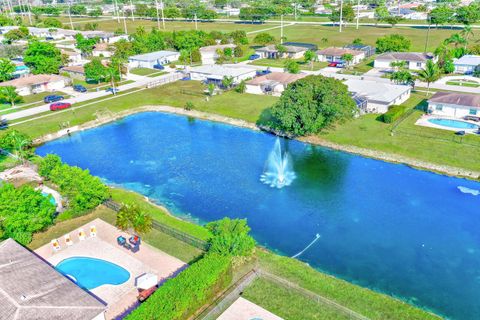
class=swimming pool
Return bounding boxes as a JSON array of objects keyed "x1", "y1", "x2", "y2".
[
  {"x1": 56, "y1": 257, "x2": 130, "y2": 289},
  {"x1": 41, "y1": 191, "x2": 56, "y2": 206},
  {"x1": 428, "y1": 118, "x2": 479, "y2": 130}
]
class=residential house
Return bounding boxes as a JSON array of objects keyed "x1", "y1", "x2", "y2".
[
  {"x1": 374, "y1": 52, "x2": 435, "y2": 71},
  {"x1": 255, "y1": 44, "x2": 308, "y2": 59},
  {"x1": 0, "y1": 74, "x2": 71, "y2": 96},
  {"x1": 344, "y1": 79, "x2": 411, "y2": 114},
  {"x1": 317, "y1": 47, "x2": 365, "y2": 64},
  {"x1": 128, "y1": 50, "x2": 180, "y2": 69},
  {"x1": 245, "y1": 72, "x2": 306, "y2": 96},
  {"x1": 12, "y1": 63, "x2": 30, "y2": 78},
  {"x1": 92, "y1": 42, "x2": 113, "y2": 58},
  {"x1": 199, "y1": 44, "x2": 236, "y2": 65},
  {"x1": 453, "y1": 55, "x2": 480, "y2": 74},
  {"x1": 0, "y1": 238, "x2": 106, "y2": 320},
  {"x1": 61, "y1": 65, "x2": 86, "y2": 80},
  {"x1": 427, "y1": 92, "x2": 480, "y2": 119},
  {"x1": 61, "y1": 50, "x2": 83, "y2": 66},
  {"x1": 189, "y1": 65, "x2": 257, "y2": 85},
  {"x1": 282, "y1": 42, "x2": 318, "y2": 52},
  {"x1": 343, "y1": 44, "x2": 375, "y2": 57}
]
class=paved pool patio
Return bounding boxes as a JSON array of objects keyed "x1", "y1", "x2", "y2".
[{"x1": 35, "y1": 218, "x2": 186, "y2": 319}]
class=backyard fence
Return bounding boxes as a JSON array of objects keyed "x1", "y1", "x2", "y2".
[
  {"x1": 102, "y1": 199, "x2": 209, "y2": 251},
  {"x1": 146, "y1": 73, "x2": 183, "y2": 89}
]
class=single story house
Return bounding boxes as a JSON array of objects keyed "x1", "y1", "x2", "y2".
[
  {"x1": 343, "y1": 44, "x2": 376, "y2": 57},
  {"x1": 374, "y1": 52, "x2": 435, "y2": 71},
  {"x1": 61, "y1": 65, "x2": 86, "y2": 79},
  {"x1": 61, "y1": 50, "x2": 83, "y2": 66},
  {"x1": 92, "y1": 42, "x2": 113, "y2": 58},
  {"x1": 12, "y1": 63, "x2": 30, "y2": 78},
  {"x1": 282, "y1": 42, "x2": 318, "y2": 51},
  {"x1": 427, "y1": 92, "x2": 480, "y2": 119},
  {"x1": 0, "y1": 238, "x2": 106, "y2": 320},
  {"x1": 255, "y1": 44, "x2": 307, "y2": 59},
  {"x1": 245, "y1": 72, "x2": 306, "y2": 96},
  {"x1": 199, "y1": 44, "x2": 236, "y2": 65},
  {"x1": 453, "y1": 55, "x2": 480, "y2": 74},
  {"x1": 189, "y1": 65, "x2": 257, "y2": 85},
  {"x1": 0, "y1": 74, "x2": 71, "y2": 96},
  {"x1": 344, "y1": 79, "x2": 411, "y2": 114},
  {"x1": 317, "y1": 47, "x2": 365, "y2": 64},
  {"x1": 128, "y1": 50, "x2": 180, "y2": 69}
]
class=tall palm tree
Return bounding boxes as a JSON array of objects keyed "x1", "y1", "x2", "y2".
[
  {"x1": 116, "y1": 203, "x2": 153, "y2": 235},
  {"x1": 460, "y1": 25, "x2": 474, "y2": 50},
  {"x1": 444, "y1": 33, "x2": 467, "y2": 48},
  {"x1": 417, "y1": 60, "x2": 440, "y2": 95},
  {"x1": 0, "y1": 86, "x2": 22, "y2": 107},
  {"x1": 105, "y1": 67, "x2": 119, "y2": 95}
]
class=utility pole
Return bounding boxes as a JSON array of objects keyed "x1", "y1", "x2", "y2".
[
  {"x1": 280, "y1": 14, "x2": 284, "y2": 43},
  {"x1": 397, "y1": 0, "x2": 400, "y2": 16},
  {"x1": 114, "y1": 0, "x2": 120, "y2": 23},
  {"x1": 160, "y1": 0, "x2": 165, "y2": 30},
  {"x1": 155, "y1": 0, "x2": 160, "y2": 29},
  {"x1": 122, "y1": 7, "x2": 128, "y2": 34},
  {"x1": 356, "y1": 0, "x2": 360, "y2": 30},
  {"x1": 68, "y1": 1, "x2": 74, "y2": 30},
  {"x1": 26, "y1": 0, "x2": 33, "y2": 25},
  {"x1": 339, "y1": 0, "x2": 343, "y2": 33},
  {"x1": 424, "y1": 17, "x2": 431, "y2": 53},
  {"x1": 294, "y1": 2, "x2": 297, "y2": 21},
  {"x1": 129, "y1": 0, "x2": 135, "y2": 21},
  {"x1": 194, "y1": 13, "x2": 198, "y2": 30}
]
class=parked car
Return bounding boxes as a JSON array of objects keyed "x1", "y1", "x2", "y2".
[
  {"x1": 249, "y1": 54, "x2": 260, "y2": 60},
  {"x1": 0, "y1": 118, "x2": 8, "y2": 130},
  {"x1": 50, "y1": 102, "x2": 71, "y2": 111},
  {"x1": 105, "y1": 87, "x2": 119, "y2": 94},
  {"x1": 153, "y1": 64, "x2": 164, "y2": 70},
  {"x1": 44, "y1": 95, "x2": 64, "y2": 103},
  {"x1": 73, "y1": 84, "x2": 87, "y2": 93},
  {"x1": 45, "y1": 36, "x2": 54, "y2": 41},
  {"x1": 328, "y1": 62, "x2": 338, "y2": 67}
]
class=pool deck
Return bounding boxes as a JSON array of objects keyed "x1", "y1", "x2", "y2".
[
  {"x1": 217, "y1": 297, "x2": 284, "y2": 320},
  {"x1": 35, "y1": 218, "x2": 187, "y2": 320},
  {"x1": 415, "y1": 114, "x2": 480, "y2": 133}
]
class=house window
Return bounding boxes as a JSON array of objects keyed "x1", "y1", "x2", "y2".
[
  {"x1": 416, "y1": 62, "x2": 422, "y2": 67},
  {"x1": 435, "y1": 105, "x2": 443, "y2": 111},
  {"x1": 469, "y1": 109, "x2": 477, "y2": 115}
]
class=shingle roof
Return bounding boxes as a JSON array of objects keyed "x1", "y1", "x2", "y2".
[
  {"x1": 375, "y1": 52, "x2": 432, "y2": 62},
  {"x1": 246, "y1": 72, "x2": 306, "y2": 85},
  {"x1": 429, "y1": 92, "x2": 480, "y2": 109},
  {"x1": 0, "y1": 239, "x2": 105, "y2": 320},
  {"x1": 317, "y1": 47, "x2": 364, "y2": 56},
  {"x1": 0, "y1": 74, "x2": 68, "y2": 88},
  {"x1": 453, "y1": 55, "x2": 480, "y2": 66}
]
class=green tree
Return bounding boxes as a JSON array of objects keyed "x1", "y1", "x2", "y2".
[
  {"x1": 42, "y1": 17, "x2": 62, "y2": 28},
  {"x1": 233, "y1": 46, "x2": 243, "y2": 58},
  {"x1": 376, "y1": 34, "x2": 411, "y2": 53},
  {"x1": 384, "y1": 16, "x2": 403, "y2": 27},
  {"x1": 84, "y1": 57, "x2": 107, "y2": 83},
  {"x1": 221, "y1": 76, "x2": 234, "y2": 89},
  {"x1": 69, "y1": 4, "x2": 87, "y2": 16},
  {"x1": 330, "y1": 4, "x2": 355, "y2": 24},
  {"x1": 253, "y1": 33, "x2": 276, "y2": 46},
  {"x1": 429, "y1": 5, "x2": 454, "y2": 27},
  {"x1": 284, "y1": 59, "x2": 300, "y2": 74},
  {"x1": 0, "y1": 58, "x2": 15, "y2": 82},
  {"x1": 444, "y1": 33, "x2": 467, "y2": 49},
  {"x1": 113, "y1": 39, "x2": 134, "y2": 61},
  {"x1": 229, "y1": 30, "x2": 248, "y2": 45},
  {"x1": 0, "y1": 86, "x2": 22, "y2": 107},
  {"x1": 460, "y1": 25, "x2": 474, "y2": 50},
  {"x1": 3, "y1": 28, "x2": 29, "y2": 43},
  {"x1": 38, "y1": 154, "x2": 62, "y2": 178},
  {"x1": 23, "y1": 41, "x2": 62, "y2": 74},
  {"x1": 0, "y1": 129, "x2": 31, "y2": 161},
  {"x1": 116, "y1": 203, "x2": 153, "y2": 235},
  {"x1": 235, "y1": 80, "x2": 246, "y2": 93},
  {"x1": 269, "y1": 75, "x2": 356, "y2": 136},
  {"x1": 341, "y1": 53, "x2": 354, "y2": 68},
  {"x1": 303, "y1": 50, "x2": 316, "y2": 70},
  {"x1": 75, "y1": 33, "x2": 98, "y2": 57},
  {"x1": 417, "y1": 60, "x2": 440, "y2": 95},
  {"x1": 164, "y1": 7, "x2": 181, "y2": 18},
  {"x1": 389, "y1": 70, "x2": 414, "y2": 86},
  {"x1": 88, "y1": 7, "x2": 103, "y2": 17},
  {"x1": 105, "y1": 66, "x2": 120, "y2": 94},
  {"x1": 206, "y1": 218, "x2": 255, "y2": 258},
  {"x1": 456, "y1": 3, "x2": 480, "y2": 25},
  {"x1": 374, "y1": 5, "x2": 389, "y2": 24}
]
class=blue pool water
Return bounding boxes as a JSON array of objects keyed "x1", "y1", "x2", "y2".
[
  {"x1": 41, "y1": 192, "x2": 56, "y2": 205},
  {"x1": 56, "y1": 257, "x2": 130, "y2": 289},
  {"x1": 428, "y1": 118, "x2": 479, "y2": 130},
  {"x1": 37, "y1": 112, "x2": 480, "y2": 319}
]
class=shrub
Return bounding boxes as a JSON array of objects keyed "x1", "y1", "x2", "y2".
[
  {"x1": 126, "y1": 254, "x2": 232, "y2": 320},
  {"x1": 381, "y1": 105, "x2": 407, "y2": 123},
  {"x1": 38, "y1": 153, "x2": 62, "y2": 178},
  {"x1": 206, "y1": 218, "x2": 255, "y2": 258},
  {"x1": 169, "y1": 63, "x2": 176, "y2": 69},
  {"x1": 185, "y1": 101, "x2": 194, "y2": 110}
]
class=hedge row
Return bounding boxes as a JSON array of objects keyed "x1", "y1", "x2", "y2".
[
  {"x1": 38, "y1": 154, "x2": 110, "y2": 217},
  {"x1": 126, "y1": 254, "x2": 232, "y2": 320},
  {"x1": 381, "y1": 105, "x2": 407, "y2": 123}
]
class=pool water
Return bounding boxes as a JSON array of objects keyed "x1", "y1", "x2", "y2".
[
  {"x1": 41, "y1": 192, "x2": 56, "y2": 205},
  {"x1": 56, "y1": 257, "x2": 130, "y2": 289},
  {"x1": 37, "y1": 112, "x2": 480, "y2": 319},
  {"x1": 428, "y1": 118, "x2": 479, "y2": 130}
]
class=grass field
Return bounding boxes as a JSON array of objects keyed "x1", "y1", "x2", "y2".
[
  {"x1": 339, "y1": 56, "x2": 376, "y2": 75},
  {"x1": 0, "y1": 91, "x2": 69, "y2": 115},
  {"x1": 249, "y1": 58, "x2": 329, "y2": 71}
]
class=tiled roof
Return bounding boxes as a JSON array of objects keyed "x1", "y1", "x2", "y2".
[
  {"x1": 256, "y1": 45, "x2": 307, "y2": 53},
  {"x1": 429, "y1": 92, "x2": 480, "y2": 109},
  {"x1": 375, "y1": 52, "x2": 432, "y2": 62},
  {"x1": 61, "y1": 65, "x2": 85, "y2": 74},
  {"x1": 0, "y1": 74, "x2": 68, "y2": 88},
  {"x1": 317, "y1": 47, "x2": 364, "y2": 56},
  {"x1": 246, "y1": 72, "x2": 306, "y2": 85}
]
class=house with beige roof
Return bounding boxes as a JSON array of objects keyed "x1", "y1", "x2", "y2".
[
  {"x1": 255, "y1": 44, "x2": 308, "y2": 59},
  {"x1": 245, "y1": 72, "x2": 306, "y2": 96},
  {"x1": 0, "y1": 74, "x2": 71, "y2": 96},
  {"x1": 317, "y1": 47, "x2": 365, "y2": 65},
  {"x1": 374, "y1": 52, "x2": 435, "y2": 71},
  {"x1": 199, "y1": 44, "x2": 236, "y2": 65},
  {"x1": 0, "y1": 239, "x2": 106, "y2": 320},
  {"x1": 92, "y1": 42, "x2": 113, "y2": 58},
  {"x1": 427, "y1": 92, "x2": 480, "y2": 119}
]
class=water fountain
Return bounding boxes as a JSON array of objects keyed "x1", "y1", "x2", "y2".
[{"x1": 260, "y1": 138, "x2": 296, "y2": 188}]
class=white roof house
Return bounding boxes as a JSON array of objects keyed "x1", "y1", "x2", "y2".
[
  {"x1": 453, "y1": 55, "x2": 480, "y2": 74},
  {"x1": 128, "y1": 50, "x2": 180, "y2": 69},
  {"x1": 0, "y1": 239, "x2": 106, "y2": 320},
  {"x1": 189, "y1": 65, "x2": 257, "y2": 84},
  {"x1": 344, "y1": 79, "x2": 411, "y2": 114},
  {"x1": 199, "y1": 44, "x2": 236, "y2": 65},
  {"x1": 374, "y1": 52, "x2": 435, "y2": 71}
]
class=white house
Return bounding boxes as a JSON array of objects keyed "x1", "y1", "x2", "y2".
[
  {"x1": 0, "y1": 74, "x2": 71, "y2": 96},
  {"x1": 255, "y1": 44, "x2": 308, "y2": 59},
  {"x1": 189, "y1": 65, "x2": 257, "y2": 85},
  {"x1": 316, "y1": 47, "x2": 365, "y2": 64},
  {"x1": 245, "y1": 72, "x2": 306, "y2": 96},
  {"x1": 61, "y1": 50, "x2": 83, "y2": 66},
  {"x1": 427, "y1": 92, "x2": 480, "y2": 119},
  {"x1": 128, "y1": 50, "x2": 180, "y2": 69},
  {"x1": 344, "y1": 79, "x2": 411, "y2": 114},
  {"x1": 374, "y1": 52, "x2": 435, "y2": 71},
  {"x1": 92, "y1": 43, "x2": 113, "y2": 58},
  {"x1": 453, "y1": 55, "x2": 480, "y2": 74},
  {"x1": 199, "y1": 44, "x2": 236, "y2": 65}
]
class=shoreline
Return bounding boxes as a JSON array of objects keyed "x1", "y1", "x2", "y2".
[{"x1": 33, "y1": 105, "x2": 480, "y2": 180}]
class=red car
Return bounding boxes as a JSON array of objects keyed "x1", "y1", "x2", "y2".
[
  {"x1": 50, "y1": 102, "x2": 71, "y2": 111},
  {"x1": 328, "y1": 62, "x2": 338, "y2": 67}
]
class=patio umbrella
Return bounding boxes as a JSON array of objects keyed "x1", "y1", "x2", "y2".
[{"x1": 136, "y1": 273, "x2": 158, "y2": 290}]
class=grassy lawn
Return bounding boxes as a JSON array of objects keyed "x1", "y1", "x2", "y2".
[
  {"x1": 129, "y1": 68, "x2": 161, "y2": 76},
  {"x1": 243, "y1": 277, "x2": 351, "y2": 320},
  {"x1": 445, "y1": 80, "x2": 480, "y2": 88},
  {"x1": 249, "y1": 58, "x2": 328, "y2": 71},
  {"x1": 257, "y1": 250, "x2": 440, "y2": 320},
  {"x1": 0, "y1": 91, "x2": 69, "y2": 115},
  {"x1": 72, "y1": 78, "x2": 134, "y2": 91},
  {"x1": 339, "y1": 56, "x2": 375, "y2": 75}
]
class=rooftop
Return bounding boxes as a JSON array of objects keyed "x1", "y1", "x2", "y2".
[
  {"x1": 453, "y1": 55, "x2": 480, "y2": 66},
  {"x1": 246, "y1": 72, "x2": 306, "y2": 85},
  {"x1": 0, "y1": 239, "x2": 105, "y2": 320},
  {"x1": 317, "y1": 47, "x2": 364, "y2": 56},
  {"x1": 429, "y1": 92, "x2": 480, "y2": 109},
  {"x1": 0, "y1": 74, "x2": 68, "y2": 88},
  {"x1": 189, "y1": 65, "x2": 256, "y2": 79},
  {"x1": 199, "y1": 44, "x2": 235, "y2": 53},
  {"x1": 375, "y1": 52, "x2": 433, "y2": 62},
  {"x1": 128, "y1": 50, "x2": 179, "y2": 61},
  {"x1": 61, "y1": 65, "x2": 85, "y2": 74},
  {"x1": 344, "y1": 79, "x2": 411, "y2": 104},
  {"x1": 257, "y1": 44, "x2": 307, "y2": 53}
]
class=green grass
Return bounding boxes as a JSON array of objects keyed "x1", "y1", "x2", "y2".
[
  {"x1": 249, "y1": 58, "x2": 329, "y2": 71},
  {"x1": 129, "y1": 68, "x2": 161, "y2": 76},
  {"x1": 0, "y1": 91, "x2": 69, "y2": 115},
  {"x1": 243, "y1": 277, "x2": 351, "y2": 320},
  {"x1": 72, "y1": 78, "x2": 134, "y2": 91},
  {"x1": 339, "y1": 56, "x2": 375, "y2": 75},
  {"x1": 446, "y1": 80, "x2": 480, "y2": 88},
  {"x1": 257, "y1": 250, "x2": 440, "y2": 320}
]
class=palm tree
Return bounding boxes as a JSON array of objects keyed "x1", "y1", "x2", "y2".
[
  {"x1": 417, "y1": 60, "x2": 440, "y2": 95},
  {"x1": 460, "y1": 25, "x2": 474, "y2": 50},
  {"x1": 116, "y1": 203, "x2": 153, "y2": 235},
  {"x1": 0, "y1": 86, "x2": 22, "y2": 107},
  {"x1": 341, "y1": 53, "x2": 354, "y2": 69},
  {"x1": 303, "y1": 50, "x2": 316, "y2": 70},
  {"x1": 444, "y1": 33, "x2": 467, "y2": 48},
  {"x1": 221, "y1": 76, "x2": 234, "y2": 90},
  {"x1": 105, "y1": 67, "x2": 119, "y2": 95}
]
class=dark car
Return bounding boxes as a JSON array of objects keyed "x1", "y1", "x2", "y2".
[
  {"x1": 45, "y1": 36, "x2": 54, "y2": 41},
  {"x1": 249, "y1": 54, "x2": 260, "y2": 60},
  {"x1": 153, "y1": 64, "x2": 165, "y2": 70},
  {"x1": 44, "y1": 95, "x2": 64, "y2": 103},
  {"x1": 50, "y1": 102, "x2": 71, "y2": 111},
  {"x1": 106, "y1": 87, "x2": 119, "y2": 94},
  {"x1": 73, "y1": 84, "x2": 87, "y2": 93}
]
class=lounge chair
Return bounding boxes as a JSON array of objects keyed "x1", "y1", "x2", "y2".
[
  {"x1": 51, "y1": 239, "x2": 61, "y2": 252},
  {"x1": 90, "y1": 225, "x2": 97, "y2": 237},
  {"x1": 78, "y1": 228, "x2": 86, "y2": 240},
  {"x1": 64, "y1": 234, "x2": 73, "y2": 246}
]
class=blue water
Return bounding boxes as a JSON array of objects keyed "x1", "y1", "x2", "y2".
[
  {"x1": 56, "y1": 256, "x2": 130, "y2": 289},
  {"x1": 41, "y1": 192, "x2": 56, "y2": 205},
  {"x1": 428, "y1": 118, "x2": 479, "y2": 130},
  {"x1": 37, "y1": 112, "x2": 480, "y2": 319}
]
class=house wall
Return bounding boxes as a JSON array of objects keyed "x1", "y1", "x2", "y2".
[
  {"x1": 374, "y1": 59, "x2": 426, "y2": 70},
  {"x1": 128, "y1": 53, "x2": 180, "y2": 69},
  {"x1": 428, "y1": 102, "x2": 480, "y2": 118},
  {"x1": 201, "y1": 52, "x2": 216, "y2": 65},
  {"x1": 245, "y1": 84, "x2": 264, "y2": 95},
  {"x1": 454, "y1": 64, "x2": 476, "y2": 74},
  {"x1": 190, "y1": 70, "x2": 256, "y2": 84},
  {"x1": 364, "y1": 88, "x2": 411, "y2": 114},
  {"x1": 319, "y1": 53, "x2": 363, "y2": 64},
  {"x1": 16, "y1": 79, "x2": 69, "y2": 96}
]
